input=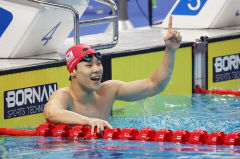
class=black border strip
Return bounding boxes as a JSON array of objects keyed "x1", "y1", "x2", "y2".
[
  {"x1": 0, "y1": 60, "x2": 66, "y2": 76},
  {"x1": 207, "y1": 34, "x2": 240, "y2": 43},
  {"x1": 103, "y1": 42, "x2": 194, "y2": 82},
  {"x1": 105, "y1": 42, "x2": 193, "y2": 59},
  {"x1": 101, "y1": 55, "x2": 112, "y2": 82},
  {"x1": 0, "y1": 42, "x2": 193, "y2": 79}
]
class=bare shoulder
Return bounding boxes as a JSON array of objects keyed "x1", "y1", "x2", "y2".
[
  {"x1": 45, "y1": 87, "x2": 73, "y2": 109},
  {"x1": 50, "y1": 87, "x2": 71, "y2": 98},
  {"x1": 100, "y1": 80, "x2": 123, "y2": 90},
  {"x1": 98, "y1": 80, "x2": 124, "y2": 95}
]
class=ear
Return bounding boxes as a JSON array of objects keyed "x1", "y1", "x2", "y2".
[{"x1": 70, "y1": 69, "x2": 77, "y2": 78}]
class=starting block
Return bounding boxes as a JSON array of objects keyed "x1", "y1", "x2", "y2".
[
  {"x1": 161, "y1": 0, "x2": 240, "y2": 29},
  {"x1": 0, "y1": 0, "x2": 89, "y2": 58}
]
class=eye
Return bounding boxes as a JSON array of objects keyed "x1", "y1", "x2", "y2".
[
  {"x1": 97, "y1": 61, "x2": 102, "y2": 66},
  {"x1": 85, "y1": 63, "x2": 92, "y2": 67}
]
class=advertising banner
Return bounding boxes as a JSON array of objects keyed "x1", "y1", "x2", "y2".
[
  {"x1": 208, "y1": 38, "x2": 240, "y2": 89},
  {"x1": 0, "y1": 65, "x2": 69, "y2": 128}
]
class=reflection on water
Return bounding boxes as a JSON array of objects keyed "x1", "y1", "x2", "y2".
[
  {"x1": 0, "y1": 94, "x2": 240, "y2": 158},
  {"x1": 0, "y1": 136, "x2": 240, "y2": 159}
]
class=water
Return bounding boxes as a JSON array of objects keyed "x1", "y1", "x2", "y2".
[{"x1": 0, "y1": 94, "x2": 240, "y2": 158}]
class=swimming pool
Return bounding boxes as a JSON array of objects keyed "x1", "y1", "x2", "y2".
[{"x1": 0, "y1": 94, "x2": 240, "y2": 158}]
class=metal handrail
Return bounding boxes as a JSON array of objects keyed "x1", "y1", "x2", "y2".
[
  {"x1": 27, "y1": 0, "x2": 118, "y2": 50},
  {"x1": 28, "y1": 0, "x2": 80, "y2": 44},
  {"x1": 80, "y1": 0, "x2": 118, "y2": 50}
]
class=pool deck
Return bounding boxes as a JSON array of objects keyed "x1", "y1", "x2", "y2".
[{"x1": 1, "y1": 25, "x2": 240, "y2": 72}]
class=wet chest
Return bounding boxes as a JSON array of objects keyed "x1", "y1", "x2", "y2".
[{"x1": 72, "y1": 101, "x2": 112, "y2": 120}]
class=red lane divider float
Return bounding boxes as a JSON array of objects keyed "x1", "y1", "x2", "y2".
[
  {"x1": 0, "y1": 123, "x2": 240, "y2": 145},
  {"x1": 194, "y1": 86, "x2": 240, "y2": 96},
  {"x1": 0, "y1": 128, "x2": 36, "y2": 136}
]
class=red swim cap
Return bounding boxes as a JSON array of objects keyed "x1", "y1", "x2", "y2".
[{"x1": 65, "y1": 44, "x2": 96, "y2": 73}]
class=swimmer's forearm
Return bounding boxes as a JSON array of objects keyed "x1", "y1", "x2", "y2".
[
  {"x1": 44, "y1": 109, "x2": 113, "y2": 135},
  {"x1": 115, "y1": 48, "x2": 176, "y2": 101},
  {"x1": 44, "y1": 109, "x2": 91, "y2": 125},
  {"x1": 149, "y1": 15, "x2": 180, "y2": 93},
  {"x1": 150, "y1": 48, "x2": 175, "y2": 92}
]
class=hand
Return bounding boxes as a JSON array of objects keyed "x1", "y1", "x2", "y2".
[
  {"x1": 164, "y1": 16, "x2": 182, "y2": 53},
  {"x1": 88, "y1": 118, "x2": 113, "y2": 135}
]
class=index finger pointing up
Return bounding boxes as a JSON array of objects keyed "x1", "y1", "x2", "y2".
[{"x1": 168, "y1": 15, "x2": 172, "y2": 32}]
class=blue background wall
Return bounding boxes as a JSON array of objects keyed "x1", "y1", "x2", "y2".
[{"x1": 69, "y1": 0, "x2": 176, "y2": 36}]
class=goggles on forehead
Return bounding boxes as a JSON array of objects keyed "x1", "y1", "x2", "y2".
[{"x1": 81, "y1": 52, "x2": 102, "y2": 62}]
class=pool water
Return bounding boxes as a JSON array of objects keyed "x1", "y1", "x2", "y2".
[{"x1": 0, "y1": 94, "x2": 240, "y2": 158}]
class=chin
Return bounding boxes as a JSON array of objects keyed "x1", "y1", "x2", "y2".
[
  {"x1": 92, "y1": 87, "x2": 100, "y2": 91},
  {"x1": 92, "y1": 85, "x2": 101, "y2": 91}
]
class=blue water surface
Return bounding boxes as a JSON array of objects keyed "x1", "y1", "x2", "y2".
[{"x1": 0, "y1": 94, "x2": 240, "y2": 159}]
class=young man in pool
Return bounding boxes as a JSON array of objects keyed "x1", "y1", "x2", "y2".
[{"x1": 44, "y1": 16, "x2": 182, "y2": 135}]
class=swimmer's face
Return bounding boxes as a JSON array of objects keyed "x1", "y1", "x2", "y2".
[{"x1": 72, "y1": 56, "x2": 103, "y2": 91}]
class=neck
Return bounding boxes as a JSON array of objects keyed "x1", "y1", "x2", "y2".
[{"x1": 70, "y1": 82, "x2": 95, "y2": 105}]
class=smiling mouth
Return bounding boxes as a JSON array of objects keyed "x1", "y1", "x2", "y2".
[{"x1": 91, "y1": 76, "x2": 101, "y2": 82}]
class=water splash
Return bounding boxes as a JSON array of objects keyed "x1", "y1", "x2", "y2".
[
  {"x1": 110, "y1": 94, "x2": 240, "y2": 133},
  {"x1": 138, "y1": 96, "x2": 155, "y2": 127}
]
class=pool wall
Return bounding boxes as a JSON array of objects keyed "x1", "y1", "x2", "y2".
[
  {"x1": 0, "y1": 33, "x2": 240, "y2": 128},
  {"x1": 0, "y1": 61, "x2": 69, "y2": 128}
]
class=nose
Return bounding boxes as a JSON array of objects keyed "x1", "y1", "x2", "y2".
[{"x1": 92, "y1": 63, "x2": 102, "y2": 73}]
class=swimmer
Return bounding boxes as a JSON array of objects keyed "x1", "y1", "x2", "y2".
[{"x1": 44, "y1": 16, "x2": 182, "y2": 135}]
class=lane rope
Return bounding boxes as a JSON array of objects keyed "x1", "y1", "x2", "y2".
[
  {"x1": 0, "y1": 123, "x2": 239, "y2": 145},
  {"x1": 194, "y1": 86, "x2": 240, "y2": 96}
]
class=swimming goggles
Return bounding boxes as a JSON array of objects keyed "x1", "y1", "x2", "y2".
[{"x1": 81, "y1": 52, "x2": 102, "y2": 62}]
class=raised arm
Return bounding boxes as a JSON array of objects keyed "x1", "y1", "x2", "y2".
[{"x1": 114, "y1": 16, "x2": 182, "y2": 101}]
